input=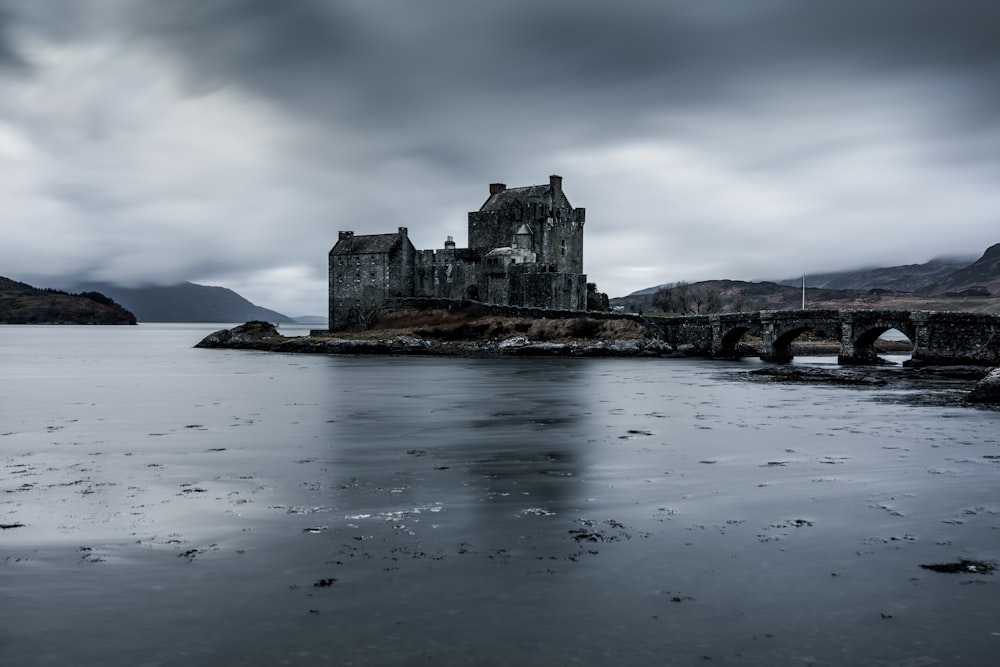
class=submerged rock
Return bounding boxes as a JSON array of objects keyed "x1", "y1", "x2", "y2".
[
  {"x1": 748, "y1": 366, "x2": 888, "y2": 386},
  {"x1": 919, "y1": 559, "x2": 996, "y2": 574},
  {"x1": 966, "y1": 367, "x2": 1000, "y2": 404}
]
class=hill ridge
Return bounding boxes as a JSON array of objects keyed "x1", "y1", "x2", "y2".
[{"x1": 64, "y1": 281, "x2": 294, "y2": 323}]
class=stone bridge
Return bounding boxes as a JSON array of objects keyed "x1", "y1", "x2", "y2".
[{"x1": 649, "y1": 309, "x2": 1000, "y2": 366}]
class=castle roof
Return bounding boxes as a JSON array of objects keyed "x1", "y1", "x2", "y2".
[
  {"x1": 479, "y1": 182, "x2": 572, "y2": 212},
  {"x1": 331, "y1": 233, "x2": 403, "y2": 255}
]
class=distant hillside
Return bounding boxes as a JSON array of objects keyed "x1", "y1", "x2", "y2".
[
  {"x1": 65, "y1": 281, "x2": 294, "y2": 323},
  {"x1": 612, "y1": 243, "x2": 1000, "y2": 315},
  {"x1": 610, "y1": 279, "x2": 1000, "y2": 315},
  {"x1": 920, "y1": 244, "x2": 1000, "y2": 297},
  {"x1": 611, "y1": 280, "x2": 894, "y2": 314},
  {"x1": 775, "y1": 256, "x2": 972, "y2": 292},
  {"x1": 0, "y1": 277, "x2": 136, "y2": 324}
]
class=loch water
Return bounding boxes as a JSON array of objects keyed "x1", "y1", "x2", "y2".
[{"x1": 2, "y1": 324, "x2": 999, "y2": 666}]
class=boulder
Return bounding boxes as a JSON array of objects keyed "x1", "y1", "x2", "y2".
[
  {"x1": 498, "y1": 335, "x2": 530, "y2": 349},
  {"x1": 196, "y1": 321, "x2": 281, "y2": 348},
  {"x1": 966, "y1": 367, "x2": 1000, "y2": 404}
]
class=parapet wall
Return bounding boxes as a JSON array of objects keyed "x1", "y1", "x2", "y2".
[
  {"x1": 391, "y1": 297, "x2": 647, "y2": 326},
  {"x1": 645, "y1": 315, "x2": 714, "y2": 353},
  {"x1": 909, "y1": 310, "x2": 1000, "y2": 366}
]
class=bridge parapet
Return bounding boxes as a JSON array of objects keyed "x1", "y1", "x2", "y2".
[
  {"x1": 759, "y1": 309, "x2": 841, "y2": 321},
  {"x1": 646, "y1": 315, "x2": 714, "y2": 355},
  {"x1": 645, "y1": 309, "x2": 999, "y2": 366},
  {"x1": 908, "y1": 311, "x2": 1000, "y2": 366}
]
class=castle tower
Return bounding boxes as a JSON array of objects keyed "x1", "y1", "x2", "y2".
[{"x1": 468, "y1": 175, "x2": 585, "y2": 274}]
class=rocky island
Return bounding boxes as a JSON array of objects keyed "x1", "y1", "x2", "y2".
[
  {"x1": 195, "y1": 309, "x2": 674, "y2": 358},
  {"x1": 196, "y1": 306, "x2": 1000, "y2": 406}
]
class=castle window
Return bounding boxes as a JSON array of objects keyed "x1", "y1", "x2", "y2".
[{"x1": 561, "y1": 239, "x2": 566, "y2": 256}]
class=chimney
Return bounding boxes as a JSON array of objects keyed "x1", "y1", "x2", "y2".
[
  {"x1": 489, "y1": 183, "x2": 506, "y2": 195},
  {"x1": 549, "y1": 174, "x2": 563, "y2": 197},
  {"x1": 338, "y1": 231, "x2": 354, "y2": 241},
  {"x1": 398, "y1": 226, "x2": 408, "y2": 237},
  {"x1": 444, "y1": 235, "x2": 456, "y2": 250}
]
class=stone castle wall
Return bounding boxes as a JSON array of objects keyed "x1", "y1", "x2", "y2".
[
  {"x1": 390, "y1": 297, "x2": 646, "y2": 326},
  {"x1": 329, "y1": 176, "x2": 588, "y2": 330}
]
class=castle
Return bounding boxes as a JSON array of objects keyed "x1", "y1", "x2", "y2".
[{"x1": 328, "y1": 175, "x2": 587, "y2": 329}]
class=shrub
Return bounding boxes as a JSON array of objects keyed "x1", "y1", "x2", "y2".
[{"x1": 568, "y1": 317, "x2": 601, "y2": 339}]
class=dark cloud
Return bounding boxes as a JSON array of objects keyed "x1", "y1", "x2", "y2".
[
  {"x1": 0, "y1": 6, "x2": 28, "y2": 71},
  {"x1": 114, "y1": 1, "x2": 1000, "y2": 167},
  {"x1": 2, "y1": 1, "x2": 999, "y2": 314}
]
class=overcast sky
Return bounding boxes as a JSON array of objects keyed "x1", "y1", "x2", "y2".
[{"x1": 2, "y1": 1, "x2": 999, "y2": 316}]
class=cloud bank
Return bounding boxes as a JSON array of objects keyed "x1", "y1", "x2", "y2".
[{"x1": 2, "y1": 0, "x2": 999, "y2": 315}]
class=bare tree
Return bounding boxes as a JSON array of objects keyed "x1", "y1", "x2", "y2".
[
  {"x1": 653, "y1": 282, "x2": 723, "y2": 315},
  {"x1": 653, "y1": 281, "x2": 690, "y2": 314},
  {"x1": 692, "y1": 286, "x2": 723, "y2": 314}
]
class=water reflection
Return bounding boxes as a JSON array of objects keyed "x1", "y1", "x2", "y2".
[{"x1": 321, "y1": 358, "x2": 594, "y2": 544}]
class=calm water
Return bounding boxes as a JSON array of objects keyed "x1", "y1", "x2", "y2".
[{"x1": 2, "y1": 324, "x2": 998, "y2": 666}]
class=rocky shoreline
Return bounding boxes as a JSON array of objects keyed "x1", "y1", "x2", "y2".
[
  {"x1": 196, "y1": 321, "x2": 1000, "y2": 405},
  {"x1": 195, "y1": 321, "x2": 683, "y2": 358}
]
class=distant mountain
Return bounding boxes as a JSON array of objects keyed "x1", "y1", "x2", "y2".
[
  {"x1": 609, "y1": 278, "x2": 1000, "y2": 315},
  {"x1": 920, "y1": 244, "x2": 1000, "y2": 297},
  {"x1": 610, "y1": 279, "x2": 895, "y2": 314},
  {"x1": 612, "y1": 243, "x2": 1000, "y2": 313},
  {"x1": 0, "y1": 277, "x2": 136, "y2": 324},
  {"x1": 775, "y1": 257, "x2": 973, "y2": 292},
  {"x1": 64, "y1": 281, "x2": 294, "y2": 323}
]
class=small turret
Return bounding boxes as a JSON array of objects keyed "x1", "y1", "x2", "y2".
[{"x1": 513, "y1": 224, "x2": 533, "y2": 251}]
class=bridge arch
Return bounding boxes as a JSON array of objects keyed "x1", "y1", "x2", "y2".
[
  {"x1": 677, "y1": 309, "x2": 999, "y2": 367},
  {"x1": 717, "y1": 323, "x2": 762, "y2": 357},
  {"x1": 765, "y1": 322, "x2": 841, "y2": 363},
  {"x1": 839, "y1": 312, "x2": 916, "y2": 365}
]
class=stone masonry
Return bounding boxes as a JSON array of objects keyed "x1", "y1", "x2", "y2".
[{"x1": 329, "y1": 175, "x2": 587, "y2": 329}]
